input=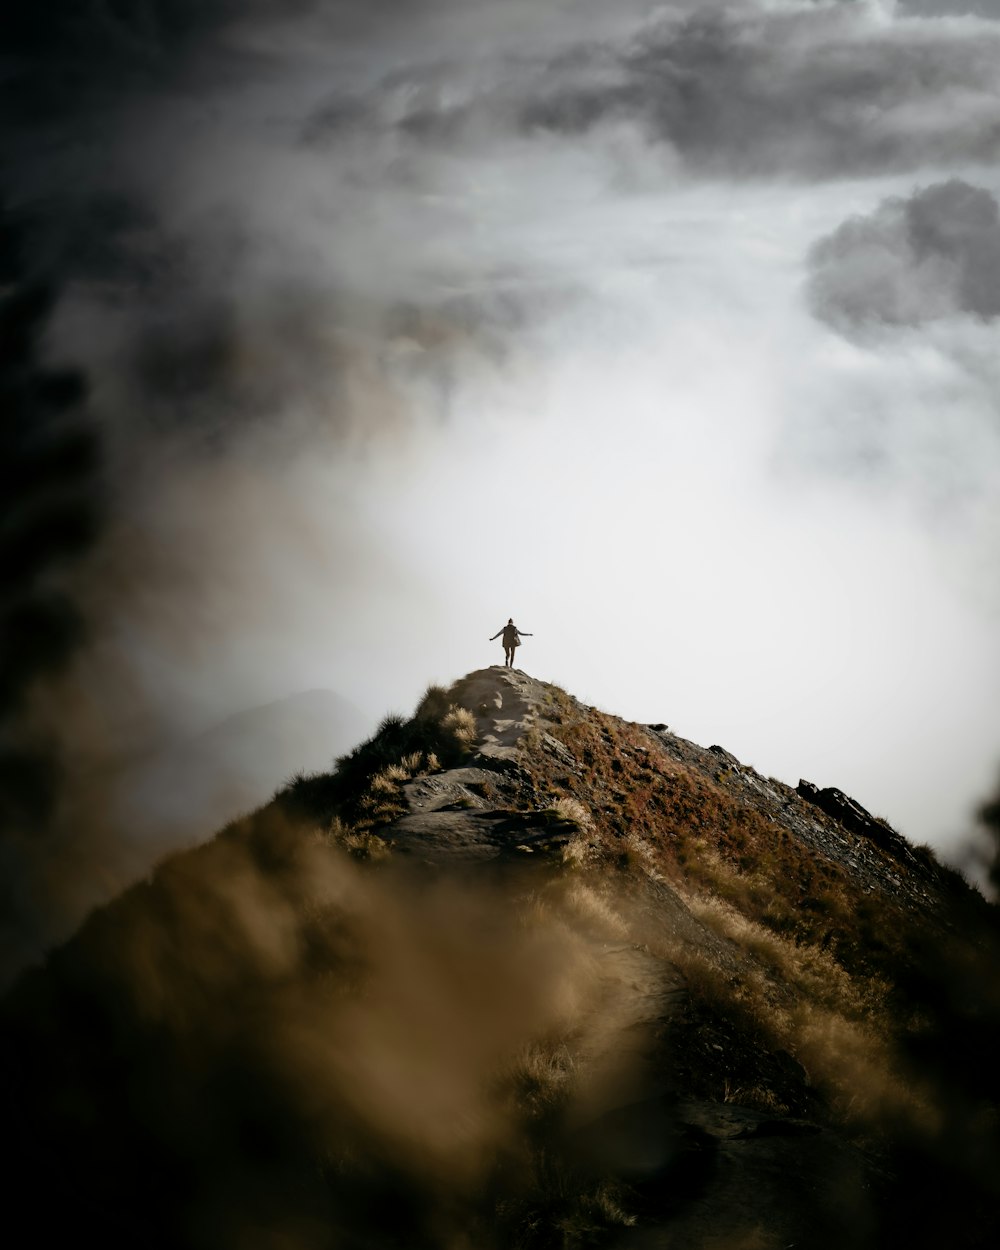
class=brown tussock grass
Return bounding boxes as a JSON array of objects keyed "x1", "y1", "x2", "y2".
[
  {"x1": 658, "y1": 889, "x2": 930, "y2": 1133},
  {"x1": 441, "y1": 705, "x2": 477, "y2": 749},
  {"x1": 549, "y1": 796, "x2": 591, "y2": 828}
]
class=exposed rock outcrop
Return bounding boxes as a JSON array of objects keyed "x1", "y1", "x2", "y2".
[{"x1": 797, "y1": 778, "x2": 922, "y2": 868}]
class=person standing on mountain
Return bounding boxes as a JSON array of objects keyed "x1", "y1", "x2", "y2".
[{"x1": 490, "y1": 618, "x2": 532, "y2": 668}]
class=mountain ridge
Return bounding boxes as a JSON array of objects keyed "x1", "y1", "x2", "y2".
[{"x1": 3, "y1": 666, "x2": 998, "y2": 1249}]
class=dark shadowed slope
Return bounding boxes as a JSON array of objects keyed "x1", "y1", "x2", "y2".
[{"x1": 3, "y1": 667, "x2": 999, "y2": 1250}]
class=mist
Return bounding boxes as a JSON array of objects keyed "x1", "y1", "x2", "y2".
[
  {"x1": 3, "y1": 810, "x2": 661, "y2": 1247},
  {"x1": 3, "y1": 0, "x2": 1000, "y2": 972}
]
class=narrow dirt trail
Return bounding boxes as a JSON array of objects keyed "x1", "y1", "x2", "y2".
[
  {"x1": 568, "y1": 939, "x2": 686, "y2": 1131},
  {"x1": 441, "y1": 667, "x2": 686, "y2": 1061},
  {"x1": 451, "y1": 666, "x2": 544, "y2": 760},
  {"x1": 386, "y1": 668, "x2": 559, "y2": 862},
  {"x1": 392, "y1": 667, "x2": 689, "y2": 1134}
]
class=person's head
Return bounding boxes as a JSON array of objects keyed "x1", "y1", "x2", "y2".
[{"x1": 507, "y1": 618, "x2": 513, "y2": 624}]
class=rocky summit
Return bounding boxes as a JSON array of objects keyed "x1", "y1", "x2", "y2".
[{"x1": 3, "y1": 667, "x2": 999, "y2": 1250}]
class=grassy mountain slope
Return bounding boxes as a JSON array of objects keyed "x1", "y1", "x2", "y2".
[{"x1": 3, "y1": 667, "x2": 999, "y2": 1249}]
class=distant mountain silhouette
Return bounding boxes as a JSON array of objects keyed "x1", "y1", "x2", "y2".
[{"x1": 110, "y1": 688, "x2": 369, "y2": 846}]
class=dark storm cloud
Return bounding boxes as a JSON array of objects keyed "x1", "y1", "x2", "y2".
[
  {"x1": 1, "y1": 0, "x2": 571, "y2": 458},
  {"x1": 806, "y1": 179, "x2": 1000, "y2": 333},
  {"x1": 1, "y1": 2, "x2": 262, "y2": 124},
  {"x1": 10, "y1": 3, "x2": 1000, "y2": 184},
  {"x1": 0, "y1": 214, "x2": 117, "y2": 980},
  {"x1": 1, "y1": 0, "x2": 555, "y2": 546},
  {"x1": 4, "y1": 0, "x2": 303, "y2": 59},
  {"x1": 552, "y1": 6, "x2": 1000, "y2": 177},
  {"x1": 627, "y1": 3, "x2": 1000, "y2": 180},
  {"x1": 0, "y1": 258, "x2": 103, "y2": 831},
  {"x1": 303, "y1": 4, "x2": 1000, "y2": 181},
  {"x1": 902, "y1": 1, "x2": 1000, "y2": 15},
  {"x1": 123, "y1": 284, "x2": 530, "y2": 454}
]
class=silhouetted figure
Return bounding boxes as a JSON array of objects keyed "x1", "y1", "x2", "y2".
[{"x1": 490, "y1": 618, "x2": 532, "y2": 668}]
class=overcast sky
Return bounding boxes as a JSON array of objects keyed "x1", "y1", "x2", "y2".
[{"x1": 3, "y1": 0, "x2": 1000, "y2": 968}]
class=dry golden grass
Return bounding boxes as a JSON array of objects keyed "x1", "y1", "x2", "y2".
[
  {"x1": 561, "y1": 833, "x2": 592, "y2": 869},
  {"x1": 339, "y1": 830, "x2": 392, "y2": 862},
  {"x1": 618, "y1": 830, "x2": 661, "y2": 876},
  {"x1": 720, "y1": 1080, "x2": 787, "y2": 1113},
  {"x1": 654, "y1": 886, "x2": 929, "y2": 1133},
  {"x1": 551, "y1": 796, "x2": 591, "y2": 827},
  {"x1": 498, "y1": 1039, "x2": 577, "y2": 1118},
  {"x1": 528, "y1": 698, "x2": 927, "y2": 986},
  {"x1": 368, "y1": 770, "x2": 401, "y2": 795},
  {"x1": 558, "y1": 880, "x2": 629, "y2": 940},
  {"x1": 790, "y1": 1002, "x2": 936, "y2": 1131},
  {"x1": 441, "y1": 705, "x2": 477, "y2": 749},
  {"x1": 683, "y1": 891, "x2": 888, "y2": 1023},
  {"x1": 382, "y1": 762, "x2": 412, "y2": 783}
]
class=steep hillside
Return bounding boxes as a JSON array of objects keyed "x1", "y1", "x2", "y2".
[{"x1": 3, "y1": 667, "x2": 999, "y2": 1250}]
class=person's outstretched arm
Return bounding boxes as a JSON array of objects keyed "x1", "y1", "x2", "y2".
[{"x1": 490, "y1": 629, "x2": 502, "y2": 640}]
